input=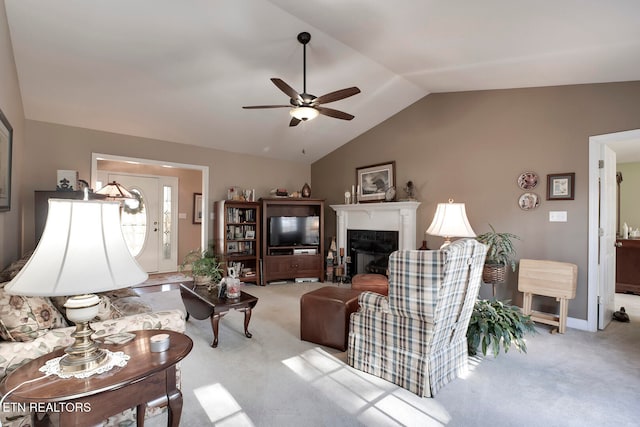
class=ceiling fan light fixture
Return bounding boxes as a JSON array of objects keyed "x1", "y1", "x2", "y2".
[
  {"x1": 243, "y1": 32, "x2": 359, "y2": 126},
  {"x1": 290, "y1": 106, "x2": 319, "y2": 121}
]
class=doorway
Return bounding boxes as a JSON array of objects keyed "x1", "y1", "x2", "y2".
[
  {"x1": 101, "y1": 173, "x2": 179, "y2": 273},
  {"x1": 588, "y1": 129, "x2": 640, "y2": 331},
  {"x1": 91, "y1": 153, "x2": 209, "y2": 272}
]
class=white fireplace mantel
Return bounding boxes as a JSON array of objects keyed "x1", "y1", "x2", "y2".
[{"x1": 330, "y1": 201, "x2": 421, "y2": 257}]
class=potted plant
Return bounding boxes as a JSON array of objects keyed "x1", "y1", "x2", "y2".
[
  {"x1": 467, "y1": 299, "x2": 537, "y2": 357},
  {"x1": 476, "y1": 224, "x2": 520, "y2": 284},
  {"x1": 180, "y1": 248, "x2": 224, "y2": 286}
]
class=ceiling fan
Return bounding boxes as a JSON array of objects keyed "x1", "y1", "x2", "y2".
[{"x1": 243, "y1": 32, "x2": 361, "y2": 127}]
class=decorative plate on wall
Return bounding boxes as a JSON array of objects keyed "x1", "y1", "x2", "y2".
[
  {"x1": 519, "y1": 192, "x2": 540, "y2": 210},
  {"x1": 517, "y1": 172, "x2": 538, "y2": 190}
]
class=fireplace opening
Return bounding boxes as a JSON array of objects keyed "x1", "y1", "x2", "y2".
[{"x1": 347, "y1": 229, "x2": 398, "y2": 278}]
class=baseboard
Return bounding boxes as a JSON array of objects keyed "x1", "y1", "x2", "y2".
[{"x1": 567, "y1": 316, "x2": 589, "y2": 331}]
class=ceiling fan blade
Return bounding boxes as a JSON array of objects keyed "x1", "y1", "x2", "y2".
[
  {"x1": 271, "y1": 78, "x2": 301, "y2": 102},
  {"x1": 315, "y1": 87, "x2": 361, "y2": 105},
  {"x1": 289, "y1": 117, "x2": 301, "y2": 127},
  {"x1": 316, "y1": 106, "x2": 354, "y2": 121},
  {"x1": 242, "y1": 105, "x2": 291, "y2": 109}
]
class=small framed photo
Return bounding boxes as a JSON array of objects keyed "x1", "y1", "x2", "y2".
[
  {"x1": 245, "y1": 230, "x2": 255, "y2": 239},
  {"x1": 356, "y1": 161, "x2": 395, "y2": 202},
  {"x1": 547, "y1": 173, "x2": 575, "y2": 200},
  {"x1": 193, "y1": 193, "x2": 203, "y2": 224}
]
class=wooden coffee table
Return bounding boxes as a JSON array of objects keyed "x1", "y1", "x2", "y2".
[
  {"x1": 179, "y1": 283, "x2": 259, "y2": 347},
  {"x1": 0, "y1": 329, "x2": 192, "y2": 427}
]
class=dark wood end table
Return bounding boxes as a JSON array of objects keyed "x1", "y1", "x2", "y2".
[
  {"x1": 179, "y1": 283, "x2": 259, "y2": 347},
  {"x1": 0, "y1": 330, "x2": 192, "y2": 427}
]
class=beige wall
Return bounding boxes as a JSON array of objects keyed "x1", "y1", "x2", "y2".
[
  {"x1": 21, "y1": 120, "x2": 310, "y2": 254},
  {"x1": 618, "y1": 162, "x2": 640, "y2": 232},
  {"x1": 312, "y1": 82, "x2": 640, "y2": 320},
  {"x1": 98, "y1": 160, "x2": 203, "y2": 263},
  {"x1": 0, "y1": 1, "x2": 25, "y2": 269}
]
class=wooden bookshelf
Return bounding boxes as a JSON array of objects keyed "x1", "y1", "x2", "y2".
[{"x1": 214, "y1": 200, "x2": 261, "y2": 285}]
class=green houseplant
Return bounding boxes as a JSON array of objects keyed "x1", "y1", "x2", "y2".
[
  {"x1": 180, "y1": 248, "x2": 224, "y2": 286},
  {"x1": 467, "y1": 299, "x2": 537, "y2": 357},
  {"x1": 476, "y1": 224, "x2": 520, "y2": 284}
]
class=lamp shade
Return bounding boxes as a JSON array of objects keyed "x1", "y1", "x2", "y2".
[
  {"x1": 6, "y1": 199, "x2": 148, "y2": 297},
  {"x1": 290, "y1": 106, "x2": 319, "y2": 121},
  {"x1": 95, "y1": 181, "x2": 134, "y2": 199},
  {"x1": 426, "y1": 200, "x2": 476, "y2": 239}
]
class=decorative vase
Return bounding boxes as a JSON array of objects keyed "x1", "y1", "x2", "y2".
[
  {"x1": 225, "y1": 278, "x2": 242, "y2": 299},
  {"x1": 301, "y1": 183, "x2": 311, "y2": 198}
]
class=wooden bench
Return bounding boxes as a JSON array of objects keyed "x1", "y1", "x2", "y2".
[{"x1": 518, "y1": 259, "x2": 577, "y2": 334}]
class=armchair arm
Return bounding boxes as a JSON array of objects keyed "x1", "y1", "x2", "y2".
[{"x1": 358, "y1": 291, "x2": 390, "y2": 313}]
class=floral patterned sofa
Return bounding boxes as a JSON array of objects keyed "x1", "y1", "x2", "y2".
[{"x1": 0, "y1": 253, "x2": 187, "y2": 427}]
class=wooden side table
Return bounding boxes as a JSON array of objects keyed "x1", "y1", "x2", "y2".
[
  {"x1": 179, "y1": 283, "x2": 258, "y2": 348},
  {"x1": 0, "y1": 330, "x2": 192, "y2": 427}
]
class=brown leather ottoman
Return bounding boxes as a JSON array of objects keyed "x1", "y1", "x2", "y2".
[
  {"x1": 351, "y1": 273, "x2": 389, "y2": 296},
  {"x1": 300, "y1": 286, "x2": 362, "y2": 351}
]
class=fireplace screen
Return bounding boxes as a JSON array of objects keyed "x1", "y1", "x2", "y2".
[{"x1": 347, "y1": 229, "x2": 399, "y2": 277}]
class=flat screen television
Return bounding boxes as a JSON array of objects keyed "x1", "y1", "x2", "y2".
[{"x1": 269, "y1": 216, "x2": 320, "y2": 247}]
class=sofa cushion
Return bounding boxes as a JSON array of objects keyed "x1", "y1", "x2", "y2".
[
  {"x1": 0, "y1": 286, "x2": 68, "y2": 342},
  {"x1": 0, "y1": 251, "x2": 33, "y2": 283}
]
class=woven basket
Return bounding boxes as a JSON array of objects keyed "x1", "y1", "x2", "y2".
[{"x1": 482, "y1": 264, "x2": 506, "y2": 284}]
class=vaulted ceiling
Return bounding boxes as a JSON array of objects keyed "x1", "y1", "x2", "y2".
[{"x1": 6, "y1": 1, "x2": 640, "y2": 163}]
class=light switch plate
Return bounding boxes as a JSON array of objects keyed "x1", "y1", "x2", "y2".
[
  {"x1": 178, "y1": 213, "x2": 187, "y2": 219},
  {"x1": 549, "y1": 211, "x2": 567, "y2": 222}
]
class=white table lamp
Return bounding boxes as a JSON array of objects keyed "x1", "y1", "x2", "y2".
[
  {"x1": 5, "y1": 199, "x2": 148, "y2": 375},
  {"x1": 426, "y1": 199, "x2": 476, "y2": 248}
]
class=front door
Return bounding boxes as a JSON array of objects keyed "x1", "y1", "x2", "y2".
[{"x1": 109, "y1": 173, "x2": 161, "y2": 273}]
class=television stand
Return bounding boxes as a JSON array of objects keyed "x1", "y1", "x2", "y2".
[{"x1": 260, "y1": 198, "x2": 325, "y2": 284}]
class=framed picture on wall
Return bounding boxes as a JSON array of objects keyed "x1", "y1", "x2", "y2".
[
  {"x1": 547, "y1": 173, "x2": 575, "y2": 200},
  {"x1": 193, "y1": 193, "x2": 203, "y2": 224},
  {"x1": 0, "y1": 108, "x2": 13, "y2": 212},
  {"x1": 356, "y1": 161, "x2": 395, "y2": 202}
]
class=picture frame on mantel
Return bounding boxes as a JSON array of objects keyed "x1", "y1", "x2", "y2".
[
  {"x1": 0, "y1": 108, "x2": 13, "y2": 212},
  {"x1": 356, "y1": 161, "x2": 395, "y2": 202},
  {"x1": 547, "y1": 173, "x2": 575, "y2": 200}
]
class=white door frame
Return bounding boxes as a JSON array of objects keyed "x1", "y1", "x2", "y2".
[
  {"x1": 90, "y1": 153, "x2": 209, "y2": 255},
  {"x1": 588, "y1": 129, "x2": 640, "y2": 331}
]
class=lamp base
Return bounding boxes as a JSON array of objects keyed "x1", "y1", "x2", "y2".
[
  {"x1": 62, "y1": 294, "x2": 109, "y2": 375},
  {"x1": 440, "y1": 237, "x2": 453, "y2": 249},
  {"x1": 60, "y1": 322, "x2": 109, "y2": 374}
]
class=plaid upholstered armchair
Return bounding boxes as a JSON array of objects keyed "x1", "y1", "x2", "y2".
[{"x1": 347, "y1": 238, "x2": 487, "y2": 397}]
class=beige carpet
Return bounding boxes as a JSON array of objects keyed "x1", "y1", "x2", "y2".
[{"x1": 138, "y1": 283, "x2": 640, "y2": 427}]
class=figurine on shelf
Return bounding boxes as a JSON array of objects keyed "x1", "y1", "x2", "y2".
[{"x1": 301, "y1": 183, "x2": 311, "y2": 198}]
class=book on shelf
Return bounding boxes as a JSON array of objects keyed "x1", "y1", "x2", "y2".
[{"x1": 226, "y1": 207, "x2": 256, "y2": 223}]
